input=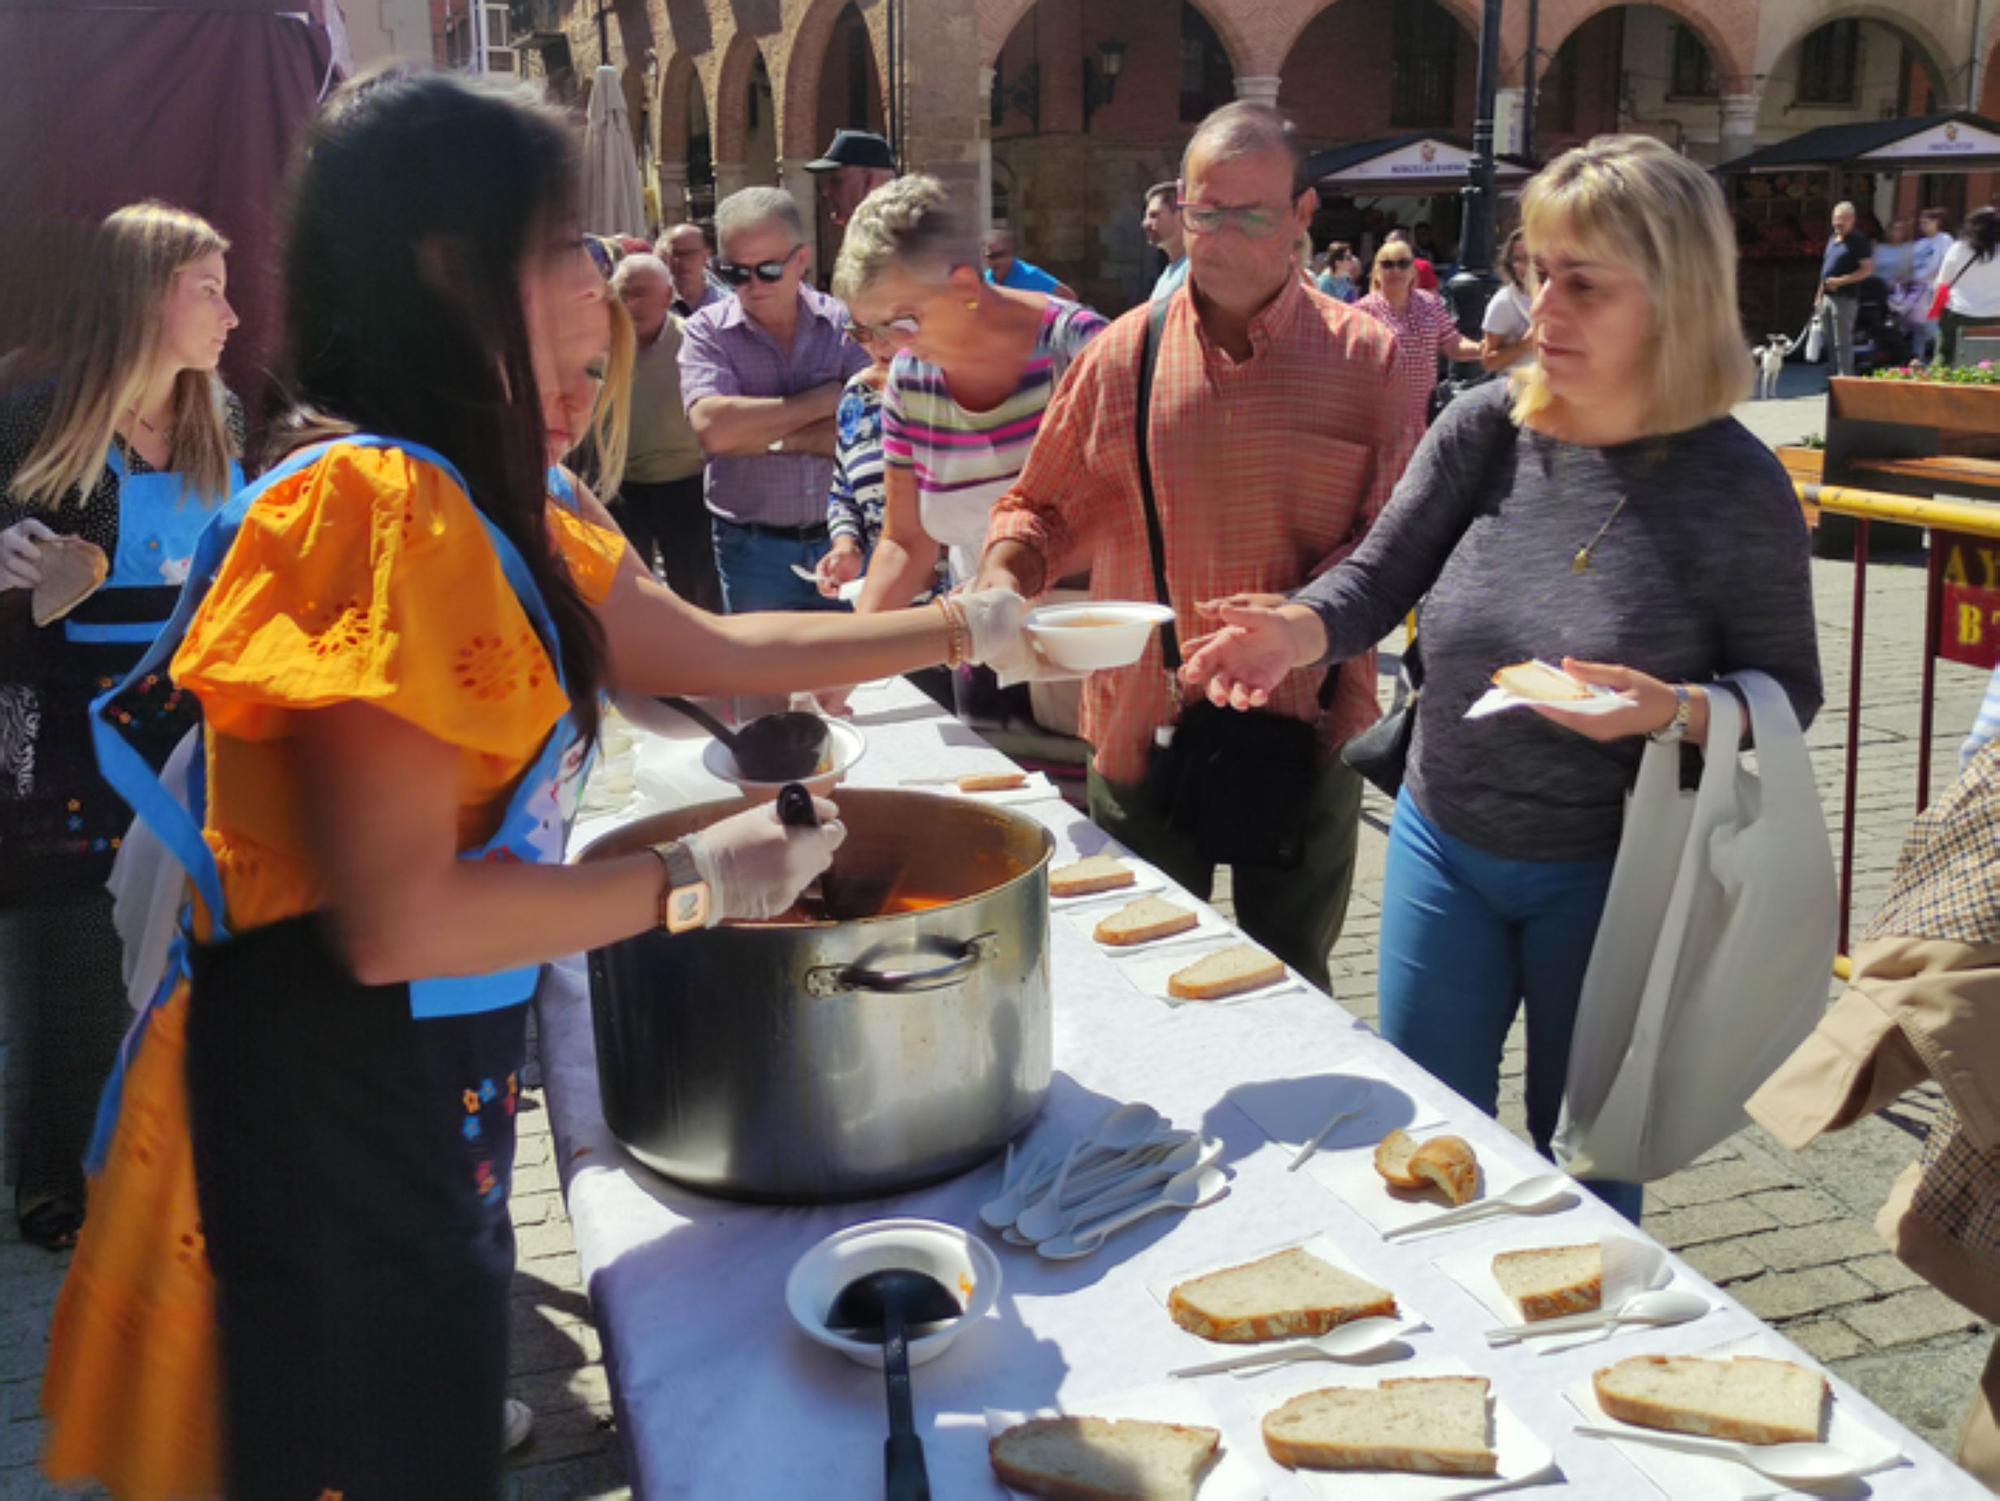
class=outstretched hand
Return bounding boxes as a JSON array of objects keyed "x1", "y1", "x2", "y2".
[{"x1": 1178, "y1": 595, "x2": 1319, "y2": 711}]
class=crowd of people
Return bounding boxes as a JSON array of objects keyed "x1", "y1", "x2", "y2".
[
  {"x1": 1813, "y1": 199, "x2": 2000, "y2": 375},
  {"x1": 0, "y1": 58, "x2": 1994, "y2": 1499}
]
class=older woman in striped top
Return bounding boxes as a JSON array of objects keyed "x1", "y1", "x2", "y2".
[{"x1": 835, "y1": 176, "x2": 1104, "y2": 716}]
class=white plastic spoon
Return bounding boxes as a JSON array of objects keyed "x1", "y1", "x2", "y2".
[
  {"x1": 1008, "y1": 1106, "x2": 1163, "y2": 1235},
  {"x1": 1018, "y1": 1138, "x2": 1219, "y2": 1244},
  {"x1": 1486, "y1": 1287, "x2": 1709, "y2": 1346},
  {"x1": 1573, "y1": 1425, "x2": 1868, "y2": 1485},
  {"x1": 1168, "y1": 1316, "x2": 1414, "y2": 1378},
  {"x1": 979, "y1": 1146, "x2": 1048, "y2": 1228},
  {"x1": 1035, "y1": 1164, "x2": 1230, "y2": 1261},
  {"x1": 1288, "y1": 1105, "x2": 1363, "y2": 1172},
  {"x1": 1380, "y1": 1173, "x2": 1577, "y2": 1242}
]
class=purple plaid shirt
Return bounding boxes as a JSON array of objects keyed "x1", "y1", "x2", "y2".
[{"x1": 678, "y1": 285, "x2": 869, "y2": 528}]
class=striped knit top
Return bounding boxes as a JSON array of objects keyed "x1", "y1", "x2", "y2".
[{"x1": 881, "y1": 297, "x2": 1106, "y2": 579}]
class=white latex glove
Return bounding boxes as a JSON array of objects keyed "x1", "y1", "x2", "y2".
[
  {"x1": 0, "y1": 517, "x2": 56, "y2": 592},
  {"x1": 957, "y1": 586, "x2": 1082, "y2": 687},
  {"x1": 683, "y1": 797, "x2": 846, "y2": 924}
]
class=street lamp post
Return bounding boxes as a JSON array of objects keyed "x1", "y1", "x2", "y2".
[{"x1": 1447, "y1": 0, "x2": 1505, "y2": 356}]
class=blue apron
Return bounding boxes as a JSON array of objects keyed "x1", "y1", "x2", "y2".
[{"x1": 84, "y1": 437, "x2": 596, "y2": 1166}]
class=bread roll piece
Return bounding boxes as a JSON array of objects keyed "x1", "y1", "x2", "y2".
[
  {"x1": 1093, "y1": 896, "x2": 1198, "y2": 947},
  {"x1": 1491, "y1": 1244, "x2": 1603, "y2": 1322},
  {"x1": 1050, "y1": 855, "x2": 1137, "y2": 899},
  {"x1": 989, "y1": 1415, "x2": 1221, "y2": 1501},
  {"x1": 1408, "y1": 1136, "x2": 1479, "y2": 1206},
  {"x1": 959, "y1": 771, "x2": 1029, "y2": 792},
  {"x1": 1262, "y1": 1376, "x2": 1497, "y2": 1476},
  {"x1": 1167, "y1": 944, "x2": 1285, "y2": 1001},
  {"x1": 1373, "y1": 1129, "x2": 1423, "y2": 1189},
  {"x1": 31, "y1": 536, "x2": 110, "y2": 627},
  {"x1": 1168, "y1": 1246, "x2": 1397, "y2": 1344},
  {"x1": 1593, "y1": 1355, "x2": 1828, "y2": 1446},
  {"x1": 1492, "y1": 660, "x2": 1595, "y2": 703}
]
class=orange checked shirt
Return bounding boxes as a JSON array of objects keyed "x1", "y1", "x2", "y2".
[{"x1": 986, "y1": 274, "x2": 1406, "y2": 785}]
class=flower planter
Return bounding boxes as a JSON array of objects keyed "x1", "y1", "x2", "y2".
[{"x1": 1830, "y1": 375, "x2": 2000, "y2": 431}]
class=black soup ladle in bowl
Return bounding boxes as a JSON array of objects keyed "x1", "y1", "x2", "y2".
[
  {"x1": 824, "y1": 1267, "x2": 964, "y2": 1501},
  {"x1": 655, "y1": 696, "x2": 830, "y2": 782}
]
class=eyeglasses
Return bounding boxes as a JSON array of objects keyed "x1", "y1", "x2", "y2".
[
  {"x1": 1376, "y1": 257, "x2": 1415, "y2": 270},
  {"x1": 847, "y1": 314, "x2": 921, "y2": 344},
  {"x1": 714, "y1": 249, "x2": 801, "y2": 286},
  {"x1": 582, "y1": 237, "x2": 615, "y2": 280},
  {"x1": 1179, "y1": 199, "x2": 1298, "y2": 240}
]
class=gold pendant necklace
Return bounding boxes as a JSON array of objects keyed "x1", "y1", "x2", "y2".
[{"x1": 1571, "y1": 493, "x2": 1632, "y2": 574}]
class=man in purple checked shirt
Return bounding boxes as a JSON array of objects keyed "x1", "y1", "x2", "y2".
[{"x1": 680, "y1": 187, "x2": 869, "y2": 612}]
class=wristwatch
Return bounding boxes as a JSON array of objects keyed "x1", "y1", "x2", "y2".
[
  {"x1": 1650, "y1": 683, "x2": 1693, "y2": 744},
  {"x1": 767, "y1": 437, "x2": 786, "y2": 454},
  {"x1": 649, "y1": 838, "x2": 711, "y2": 933}
]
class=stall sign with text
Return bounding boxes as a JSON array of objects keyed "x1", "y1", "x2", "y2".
[{"x1": 1940, "y1": 527, "x2": 2000, "y2": 670}]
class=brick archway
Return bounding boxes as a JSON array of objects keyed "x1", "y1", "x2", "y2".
[
  {"x1": 711, "y1": 27, "x2": 768, "y2": 165},
  {"x1": 780, "y1": 0, "x2": 888, "y2": 159},
  {"x1": 659, "y1": 50, "x2": 699, "y2": 163},
  {"x1": 1758, "y1": 7, "x2": 1954, "y2": 102},
  {"x1": 1537, "y1": 0, "x2": 1750, "y2": 92},
  {"x1": 978, "y1": 0, "x2": 1253, "y2": 76}
]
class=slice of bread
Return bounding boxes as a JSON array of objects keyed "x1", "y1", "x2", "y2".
[
  {"x1": 989, "y1": 1415, "x2": 1221, "y2": 1500},
  {"x1": 960, "y1": 771, "x2": 1029, "y2": 792},
  {"x1": 1168, "y1": 1246, "x2": 1397, "y2": 1344},
  {"x1": 1492, "y1": 660, "x2": 1594, "y2": 703},
  {"x1": 1407, "y1": 1136, "x2": 1479, "y2": 1206},
  {"x1": 1050, "y1": 855, "x2": 1137, "y2": 899},
  {"x1": 31, "y1": 536, "x2": 109, "y2": 627},
  {"x1": 1374, "y1": 1129, "x2": 1423, "y2": 1189},
  {"x1": 1491, "y1": 1244, "x2": 1603, "y2": 1322},
  {"x1": 1093, "y1": 896, "x2": 1198, "y2": 947},
  {"x1": 1593, "y1": 1355, "x2": 1828, "y2": 1446},
  {"x1": 1262, "y1": 1376, "x2": 1497, "y2": 1475},
  {"x1": 1167, "y1": 944, "x2": 1285, "y2": 1001}
]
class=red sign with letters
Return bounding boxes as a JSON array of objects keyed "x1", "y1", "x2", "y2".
[{"x1": 1937, "y1": 528, "x2": 2000, "y2": 670}]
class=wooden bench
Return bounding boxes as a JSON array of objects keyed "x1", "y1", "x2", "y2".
[{"x1": 1822, "y1": 377, "x2": 2000, "y2": 552}]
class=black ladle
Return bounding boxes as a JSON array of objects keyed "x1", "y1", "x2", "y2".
[
  {"x1": 824, "y1": 1267, "x2": 964, "y2": 1501},
  {"x1": 656, "y1": 696, "x2": 830, "y2": 783},
  {"x1": 776, "y1": 781, "x2": 848, "y2": 920}
]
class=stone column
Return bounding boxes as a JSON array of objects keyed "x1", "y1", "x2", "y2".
[
  {"x1": 1494, "y1": 85, "x2": 1526, "y2": 158},
  {"x1": 1234, "y1": 75, "x2": 1282, "y2": 109},
  {"x1": 1719, "y1": 91, "x2": 1760, "y2": 167},
  {"x1": 978, "y1": 66, "x2": 996, "y2": 234},
  {"x1": 658, "y1": 160, "x2": 690, "y2": 225},
  {"x1": 713, "y1": 161, "x2": 749, "y2": 203},
  {"x1": 779, "y1": 156, "x2": 821, "y2": 278},
  {"x1": 898, "y1": 0, "x2": 983, "y2": 230}
]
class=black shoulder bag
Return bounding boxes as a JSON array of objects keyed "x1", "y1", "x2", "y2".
[{"x1": 1135, "y1": 298, "x2": 1332, "y2": 870}]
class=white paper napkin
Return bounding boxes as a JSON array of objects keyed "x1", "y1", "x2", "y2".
[
  {"x1": 984, "y1": 1380, "x2": 1261, "y2": 1500},
  {"x1": 1430, "y1": 1231, "x2": 1681, "y2": 1354},
  {"x1": 1302, "y1": 1134, "x2": 1568, "y2": 1240},
  {"x1": 1254, "y1": 1356, "x2": 1558, "y2": 1501},
  {"x1": 1225, "y1": 1058, "x2": 1449, "y2": 1159},
  {"x1": 1077, "y1": 900, "x2": 1235, "y2": 956},
  {"x1": 917, "y1": 770, "x2": 1066, "y2": 805},
  {"x1": 1118, "y1": 939, "x2": 1308, "y2": 1009},
  {"x1": 1561, "y1": 1332, "x2": 1907, "y2": 1499},
  {"x1": 1145, "y1": 1232, "x2": 1429, "y2": 1353},
  {"x1": 1463, "y1": 662, "x2": 1626, "y2": 721},
  {"x1": 1047, "y1": 862, "x2": 1167, "y2": 910}
]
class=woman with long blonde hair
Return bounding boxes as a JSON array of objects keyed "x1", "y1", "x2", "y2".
[
  {"x1": 0, "y1": 200, "x2": 243, "y2": 1251},
  {"x1": 1181, "y1": 136, "x2": 1821, "y2": 1221}
]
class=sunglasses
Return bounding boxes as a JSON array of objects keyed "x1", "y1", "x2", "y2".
[
  {"x1": 847, "y1": 314, "x2": 921, "y2": 344},
  {"x1": 1377, "y1": 257, "x2": 1415, "y2": 270},
  {"x1": 714, "y1": 249, "x2": 800, "y2": 286}
]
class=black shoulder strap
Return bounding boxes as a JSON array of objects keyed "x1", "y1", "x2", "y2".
[{"x1": 1134, "y1": 295, "x2": 1178, "y2": 669}]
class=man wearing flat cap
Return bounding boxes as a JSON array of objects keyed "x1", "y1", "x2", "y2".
[{"x1": 806, "y1": 128, "x2": 897, "y2": 227}]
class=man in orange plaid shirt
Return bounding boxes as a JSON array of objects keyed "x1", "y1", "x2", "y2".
[{"x1": 977, "y1": 103, "x2": 1405, "y2": 989}]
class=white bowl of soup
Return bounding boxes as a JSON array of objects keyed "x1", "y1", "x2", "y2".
[{"x1": 1024, "y1": 602, "x2": 1176, "y2": 671}]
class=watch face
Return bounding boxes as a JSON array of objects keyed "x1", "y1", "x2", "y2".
[{"x1": 668, "y1": 883, "x2": 711, "y2": 933}]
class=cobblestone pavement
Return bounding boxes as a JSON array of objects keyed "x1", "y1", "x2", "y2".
[{"x1": 3, "y1": 378, "x2": 1992, "y2": 1495}]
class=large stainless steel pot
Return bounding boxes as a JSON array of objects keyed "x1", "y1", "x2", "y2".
[{"x1": 579, "y1": 789, "x2": 1055, "y2": 1203}]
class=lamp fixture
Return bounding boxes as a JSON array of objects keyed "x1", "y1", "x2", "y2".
[{"x1": 1084, "y1": 38, "x2": 1127, "y2": 125}]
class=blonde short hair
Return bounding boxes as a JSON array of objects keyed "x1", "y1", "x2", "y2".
[
  {"x1": 1511, "y1": 135, "x2": 1750, "y2": 435},
  {"x1": 831, "y1": 174, "x2": 975, "y2": 304}
]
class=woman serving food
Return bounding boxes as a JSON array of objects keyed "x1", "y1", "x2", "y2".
[{"x1": 1180, "y1": 135, "x2": 1822, "y2": 1222}]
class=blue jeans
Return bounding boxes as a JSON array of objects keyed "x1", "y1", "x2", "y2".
[
  {"x1": 710, "y1": 518, "x2": 841, "y2": 614},
  {"x1": 1378, "y1": 789, "x2": 1642, "y2": 1223}
]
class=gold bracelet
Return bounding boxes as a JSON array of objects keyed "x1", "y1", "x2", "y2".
[{"x1": 933, "y1": 595, "x2": 968, "y2": 669}]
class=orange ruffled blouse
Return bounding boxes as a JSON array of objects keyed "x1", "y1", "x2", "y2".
[{"x1": 41, "y1": 445, "x2": 623, "y2": 1500}]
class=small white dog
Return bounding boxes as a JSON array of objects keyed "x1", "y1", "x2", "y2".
[{"x1": 1753, "y1": 334, "x2": 1797, "y2": 399}]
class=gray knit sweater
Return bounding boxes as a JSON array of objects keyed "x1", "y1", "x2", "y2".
[{"x1": 1296, "y1": 380, "x2": 1822, "y2": 862}]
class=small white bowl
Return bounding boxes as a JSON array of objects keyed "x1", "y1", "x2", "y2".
[
  {"x1": 785, "y1": 1217, "x2": 1002, "y2": 1369},
  {"x1": 1025, "y1": 602, "x2": 1176, "y2": 672},
  {"x1": 701, "y1": 717, "x2": 866, "y2": 801}
]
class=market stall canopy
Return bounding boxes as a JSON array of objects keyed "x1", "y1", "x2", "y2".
[
  {"x1": 1717, "y1": 112, "x2": 2000, "y2": 174},
  {"x1": 582, "y1": 64, "x2": 647, "y2": 240},
  {"x1": 1305, "y1": 135, "x2": 1537, "y2": 195}
]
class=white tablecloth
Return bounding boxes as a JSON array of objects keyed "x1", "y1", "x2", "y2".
[{"x1": 540, "y1": 678, "x2": 1982, "y2": 1499}]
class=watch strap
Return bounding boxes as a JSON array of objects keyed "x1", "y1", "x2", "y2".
[{"x1": 650, "y1": 839, "x2": 712, "y2": 933}]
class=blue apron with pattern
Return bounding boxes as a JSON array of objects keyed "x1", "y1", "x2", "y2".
[{"x1": 83, "y1": 437, "x2": 596, "y2": 1167}]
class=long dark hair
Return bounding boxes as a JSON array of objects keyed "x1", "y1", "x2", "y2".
[
  {"x1": 272, "y1": 68, "x2": 606, "y2": 736},
  {"x1": 1963, "y1": 206, "x2": 2000, "y2": 265}
]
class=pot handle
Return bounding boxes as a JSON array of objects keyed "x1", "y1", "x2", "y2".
[{"x1": 807, "y1": 933, "x2": 999, "y2": 996}]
